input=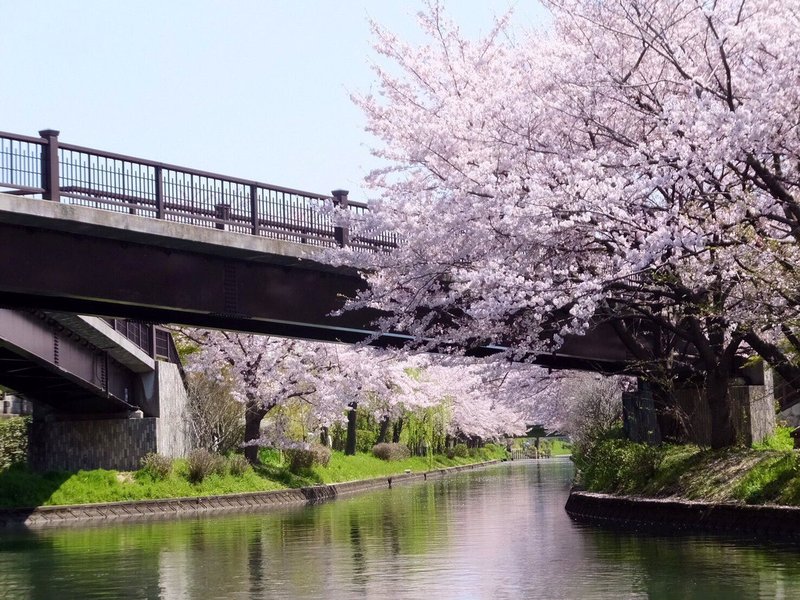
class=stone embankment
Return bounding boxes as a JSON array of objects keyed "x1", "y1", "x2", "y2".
[
  {"x1": 0, "y1": 460, "x2": 501, "y2": 528},
  {"x1": 566, "y1": 489, "x2": 800, "y2": 538}
]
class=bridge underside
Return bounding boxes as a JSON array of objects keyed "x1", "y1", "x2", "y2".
[
  {"x1": 0, "y1": 194, "x2": 637, "y2": 372},
  {"x1": 0, "y1": 309, "x2": 138, "y2": 414}
]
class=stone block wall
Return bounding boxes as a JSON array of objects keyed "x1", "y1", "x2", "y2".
[{"x1": 29, "y1": 417, "x2": 157, "y2": 472}]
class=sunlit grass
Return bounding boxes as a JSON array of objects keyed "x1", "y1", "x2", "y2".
[
  {"x1": 0, "y1": 445, "x2": 507, "y2": 509},
  {"x1": 576, "y1": 435, "x2": 800, "y2": 506}
]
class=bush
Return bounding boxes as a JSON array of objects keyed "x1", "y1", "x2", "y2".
[
  {"x1": 356, "y1": 429, "x2": 375, "y2": 453},
  {"x1": 186, "y1": 449, "x2": 226, "y2": 483},
  {"x1": 574, "y1": 438, "x2": 663, "y2": 493},
  {"x1": 139, "y1": 453, "x2": 172, "y2": 480},
  {"x1": 452, "y1": 443, "x2": 469, "y2": 458},
  {"x1": 0, "y1": 417, "x2": 30, "y2": 470},
  {"x1": 372, "y1": 443, "x2": 411, "y2": 461},
  {"x1": 227, "y1": 454, "x2": 250, "y2": 476},
  {"x1": 284, "y1": 444, "x2": 332, "y2": 472}
]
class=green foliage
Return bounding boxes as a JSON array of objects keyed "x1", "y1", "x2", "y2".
[
  {"x1": 356, "y1": 429, "x2": 375, "y2": 453},
  {"x1": 186, "y1": 449, "x2": 226, "y2": 483},
  {"x1": 538, "y1": 440, "x2": 553, "y2": 458},
  {"x1": 284, "y1": 444, "x2": 332, "y2": 473},
  {"x1": 258, "y1": 447, "x2": 285, "y2": 466},
  {"x1": 753, "y1": 426, "x2": 794, "y2": 451},
  {"x1": 372, "y1": 443, "x2": 411, "y2": 461},
  {"x1": 0, "y1": 417, "x2": 30, "y2": 470},
  {"x1": 404, "y1": 405, "x2": 450, "y2": 455},
  {"x1": 452, "y1": 443, "x2": 469, "y2": 458},
  {"x1": 574, "y1": 439, "x2": 664, "y2": 493},
  {"x1": 138, "y1": 453, "x2": 172, "y2": 480}
]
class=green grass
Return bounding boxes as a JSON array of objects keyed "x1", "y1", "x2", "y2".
[
  {"x1": 550, "y1": 439, "x2": 572, "y2": 456},
  {"x1": 574, "y1": 434, "x2": 800, "y2": 506},
  {"x1": 0, "y1": 445, "x2": 507, "y2": 509}
]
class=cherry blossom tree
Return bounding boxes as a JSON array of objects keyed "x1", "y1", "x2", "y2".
[
  {"x1": 335, "y1": 0, "x2": 800, "y2": 447},
  {"x1": 183, "y1": 331, "x2": 350, "y2": 463}
]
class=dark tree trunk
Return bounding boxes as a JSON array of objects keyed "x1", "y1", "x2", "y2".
[
  {"x1": 320, "y1": 426, "x2": 330, "y2": 447},
  {"x1": 376, "y1": 416, "x2": 391, "y2": 445},
  {"x1": 392, "y1": 418, "x2": 404, "y2": 443},
  {"x1": 707, "y1": 368, "x2": 735, "y2": 449},
  {"x1": 244, "y1": 401, "x2": 269, "y2": 465},
  {"x1": 345, "y1": 402, "x2": 358, "y2": 456}
]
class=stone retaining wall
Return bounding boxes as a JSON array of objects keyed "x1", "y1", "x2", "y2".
[
  {"x1": 0, "y1": 460, "x2": 500, "y2": 528},
  {"x1": 28, "y1": 417, "x2": 158, "y2": 472},
  {"x1": 565, "y1": 489, "x2": 800, "y2": 538}
]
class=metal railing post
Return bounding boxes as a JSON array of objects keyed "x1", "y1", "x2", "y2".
[
  {"x1": 250, "y1": 185, "x2": 259, "y2": 235},
  {"x1": 332, "y1": 189, "x2": 349, "y2": 247},
  {"x1": 215, "y1": 203, "x2": 231, "y2": 230},
  {"x1": 155, "y1": 166, "x2": 165, "y2": 219},
  {"x1": 39, "y1": 129, "x2": 60, "y2": 201}
]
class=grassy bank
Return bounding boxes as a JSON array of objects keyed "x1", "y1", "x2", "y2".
[
  {"x1": 0, "y1": 445, "x2": 506, "y2": 509},
  {"x1": 574, "y1": 428, "x2": 800, "y2": 506}
]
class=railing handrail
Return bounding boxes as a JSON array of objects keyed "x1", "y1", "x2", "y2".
[
  {"x1": 0, "y1": 128, "x2": 385, "y2": 248},
  {"x1": 0, "y1": 130, "x2": 47, "y2": 146},
  {"x1": 57, "y1": 140, "x2": 366, "y2": 206}
]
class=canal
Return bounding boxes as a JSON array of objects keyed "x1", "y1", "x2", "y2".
[{"x1": 2, "y1": 459, "x2": 800, "y2": 599}]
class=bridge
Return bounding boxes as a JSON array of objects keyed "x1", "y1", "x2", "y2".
[
  {"x1": 0, "y1": 128, "x2": 640, "y2": 470},
  {"x1": 0, "y1": 129, "x2": 635, "y2": 367}
]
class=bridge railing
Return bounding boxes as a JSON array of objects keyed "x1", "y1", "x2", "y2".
[{"x1": 0, "y1": 129, "x2": 396, "y2": 252}]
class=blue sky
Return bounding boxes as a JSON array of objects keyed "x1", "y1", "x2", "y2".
[{"x1": 1, "y1": 1, "x2": 547, "y2": 199}]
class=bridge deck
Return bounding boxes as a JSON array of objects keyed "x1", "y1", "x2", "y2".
[{"x1": 0, "y1": 129, "x2": 638, "y2": 372}]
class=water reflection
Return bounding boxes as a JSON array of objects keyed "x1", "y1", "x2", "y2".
[{"x1": 1, "y1": 460, "x2": 800, "y2": 599}]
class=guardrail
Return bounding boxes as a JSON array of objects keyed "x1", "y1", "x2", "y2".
[
  {"x1": 0, "y1": 129, "x2": 395, "y2": 252},
  {"x1": 102, "y1": 318, "x2": 182, "y2": 370}
]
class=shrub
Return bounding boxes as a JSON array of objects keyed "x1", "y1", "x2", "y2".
[
  {"x1": 0, "y1": 417, "x2": 29, "y2": 470},
  {"x1": 139, "y1": 453, "x2": 172, "y2": 480},
  {"x1": 186, "y1": 449, "x2": 226, "y2": 483},
  {"x1": 284, "y1": 444, "x2": 332, "y2": 472},
  {"x1": 227, "y1": 454, "x2": 250, "y2": 477},
  {"x1": 452, "y1": 443, "x2": 469, "y2": 458},
  {"x1": 356, "y1": 429, "x2": 375, "y2": 453},
  {"x1": 574, "y1": 438, "x2": 663, "y2": 493},
  {"x1": 372, "y1": 443, "x2": 411, "y2": 461}
]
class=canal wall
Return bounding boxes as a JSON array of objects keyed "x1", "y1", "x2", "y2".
[
  {"x1": 0, "y1": 460, "x2": 502, "y2": 528},
  {"x1": 565, "y1": 489, "x2": 800, "y2": 538}
]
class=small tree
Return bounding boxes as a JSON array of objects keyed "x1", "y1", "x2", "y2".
[{"x1": 186, "y1": 374, "x2": 244, "y2": 455}]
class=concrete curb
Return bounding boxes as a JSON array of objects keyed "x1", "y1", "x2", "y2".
[
  {"x1": 565, "y1": 489, "x2": 800, "y2": 538},
  {"x1": 0, "y1": 460, "x2": 502, "y2": 529}
]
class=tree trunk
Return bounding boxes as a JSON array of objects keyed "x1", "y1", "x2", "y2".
[
  {"x1": 244, "y1": 401, "x2": 269, "y2": 465},
  {"x1": 376, "y1": 416, "x2": 391, "y2": 445},
  {"x1": 320, "y1": 426, "x2": 330, "y2": 447},
  {"x1": 707, "y1": 368, "x2": 735, "y2": 449},
  {"x1": 392, "y1": 418, "x2": 404, "y2": 443},
  {"x1": 345, "y1": 402, "x2": 358, "y2": 456}
]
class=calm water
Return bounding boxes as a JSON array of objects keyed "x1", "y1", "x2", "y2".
[{"x1": 2, "y1": 459, "x2": 800, "y2": 599}]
